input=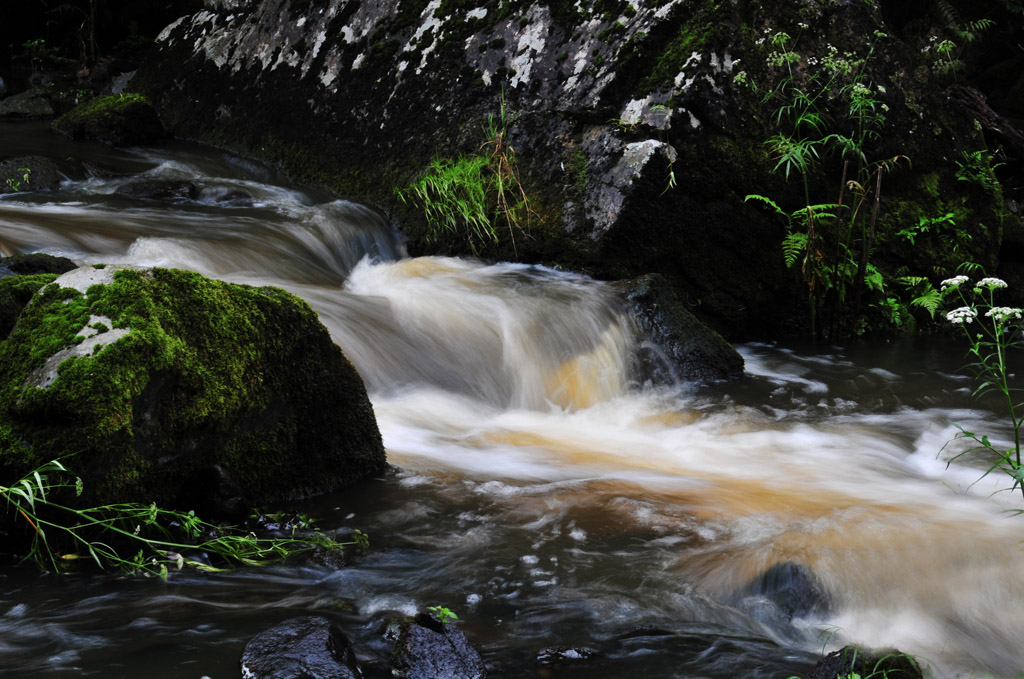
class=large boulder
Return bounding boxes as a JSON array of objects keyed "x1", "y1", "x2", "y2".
[
  {"x1": 130, "y1": 0, "x2": 1021, "y2": 339},
  {"x1": 52, "y1": 93, "x2": 165, "y2": 146},
  {"x1": 0, "y1": 265, "x2": 386, "y2": 514},
  {"x1": 0, "y1": 157, "x2": 65, "y2": 194}
]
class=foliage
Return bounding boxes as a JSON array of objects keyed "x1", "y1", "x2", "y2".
[
  {"x1": 746, "y1": 26, "x2": 909, "y2": 339},
  {"x1": 941, "y1": 275, "x2": 1024, "y2": 503},
  {"x1": 0, "y1": 459, "x2": 368, "y2": 577},
  {"x1": 397, "y1": 91, "x2": 533, "y2": 255},
  {"x1": 955, "y1": 150, "x2": 1004, "y2": 196},
  {"x1": 921, "y1": 2, "x2": 995, "y2": 79},
  {"x1": 4, "y1": 168, "x2": 32, "y2": 193},
  {"x1": 427, "y1": 605, "x2": 459, "y2": 624}
]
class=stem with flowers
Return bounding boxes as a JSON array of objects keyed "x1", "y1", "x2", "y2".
[{"x1": 942, "y1": 275, "x2": 1024, "y2": 502}]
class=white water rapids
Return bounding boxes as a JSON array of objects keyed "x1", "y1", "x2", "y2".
[{"x1": 2, "y1": 124, "x2": 1024, "y2": 678}]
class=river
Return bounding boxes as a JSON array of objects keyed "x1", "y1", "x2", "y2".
[{"x1": 2, "y1": 122, "x2": 1023, "y2": 679}]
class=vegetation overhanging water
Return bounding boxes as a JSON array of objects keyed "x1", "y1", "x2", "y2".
[{"x1": 1, "y1": 123, "x2": 1023, "y2": 679}]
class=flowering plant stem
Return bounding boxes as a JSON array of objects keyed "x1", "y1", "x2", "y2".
[{"x1": 942, "y1": 276, "x2": 1024, "y2": 501}]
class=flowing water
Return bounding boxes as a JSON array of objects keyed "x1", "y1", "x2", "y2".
[{"x1": 2, "y1": 122, "x2": 1024, "y2": 679}]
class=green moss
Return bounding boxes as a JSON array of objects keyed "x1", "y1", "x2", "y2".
[
  {"x1": 0, "y1": 268, "x2": 385, "y2": 511},
  {"x1": 52, "y1": 93, "x2": 164, "y2": 146},
  {"x1": 0, "y1": 273, "x2": 60, "y2": 341}
]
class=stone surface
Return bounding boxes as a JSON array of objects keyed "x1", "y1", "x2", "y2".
[
  {"x1": 390, "y1": 613, "x2": 487, "y2": 679},
  {"x1": 0, "y1": 265, "x2": 386, "y2": 514},
  {"x1": 52, "y1": 93, "x2": 165, "y2": 146},
  {"x1": 130, "y1": 0, "x2": 1019, "y2": 339},
  {"x1": 0, "y1": 156, "x2": 65, "y2": 194},
  {"x1": 619, "y1": 273, "x2": 743, "y2": 384},
  {"x1": 0, "y1": 87, "x2": 54, "y2": 119},
  {"x1": 240, "y1": 616, "x2": 363, "y2": 679}
]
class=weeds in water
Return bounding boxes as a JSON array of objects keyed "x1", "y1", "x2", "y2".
[
  {"x1": 1, "y1": 459, "x2": 369, "y2": 578},
  {"x1": 397, "y1": 90, "x2": 533, "y2": 255},
  {"x1": 941, "y1": 275, "x2": 1024, "y2": 504}
]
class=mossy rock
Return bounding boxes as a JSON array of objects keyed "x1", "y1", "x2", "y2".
[
  {"x1": 0, "y1": 273, "x2": 59, "y2": 340},
  {"x1": 0, "y1": 266, "x2": 386, "y2": 514},
  {"x1": 52, "y1": 94, "x2": 165, "y2": 147}
]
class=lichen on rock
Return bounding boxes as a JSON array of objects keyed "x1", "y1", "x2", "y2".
[{"x1": 0, "y1": 265, "x2": 386, "y2": 514}]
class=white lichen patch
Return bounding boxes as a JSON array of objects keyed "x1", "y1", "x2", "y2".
[
  {"x1": 51, "y1": 266, "x2": 121, "y2": 295},
  {"x1": 27, "y1": 315, "x2": 130, "y2": 390},
  {"x1": 510, "y1": 6, "x2": 551, "y2": 89},
  {"x1": 467, "y1": 7, "x2": 487, "y2": 20}
]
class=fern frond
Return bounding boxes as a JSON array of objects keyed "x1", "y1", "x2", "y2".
[{"x1": 782, "y1": 232, "x2": 809, "y2": 268}]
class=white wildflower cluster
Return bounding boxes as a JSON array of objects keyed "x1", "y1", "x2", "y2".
[
  {"x1": 976, "y1": 277, "x2": 1008, "y2": 290},
  {"x1": 946, "y1": 306, "x2": 978, "y2": 325},
  {"x1": 851, "y1": 82, "x2": 872, "y2": 99},
  {"x1": 985, "y1": 307, "x2": 1023, "y2": 323},
  {"x1": 921, "y1": 35, "x2": 938, "y2": 53},
  {"x1": 941, "y1": 275, "x2": 969, "y2": 290},
  {"x1": 797, "y1": 22, "x2": 809, "y2": 30}
]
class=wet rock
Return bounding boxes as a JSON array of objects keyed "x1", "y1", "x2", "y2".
[
  {"x1": 743, "y1": 562, "x2": 830, "y2": 622},
  {"x1": 240, "y1": 616, "x2": 363, "y2": 679},
  {"x1": 0, "y1": 156, "x2": 65, "y2": 194},
  {"x1": 0, "y1": 76, "x2": 6, "y2": 98},
  {"x1": 536, "y1": 646, "x2": 598, "y2": 664},
  {"x1": 115, "y1": 180, "x2": 200, "y2": 202},
  {"x1": 0, "y1": 253, "x2": 78, "y2": 276},
  {"x1": 0, "y1": 265, "x2": 386, "y2": 514},
  {"x1": 808, "y1": 645, "x2": 923, "y2": 679},
  {"x1": 390, "y1": 613, "x2": 487, "y2": 679},
  {"x1": 52, "y1": 93, "x2": 165, "y2": 147},
  {"x1": 619, "y1": 273, "x2": 743, "y2": 384},
  {"x1": 0, "y1": 87, "x2": 54, "y2": 119}
]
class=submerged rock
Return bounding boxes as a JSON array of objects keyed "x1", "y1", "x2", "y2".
[
  {"x1": 808, "y1": 645, "x2": 923, "y2": 679},
  {"x1": 741, "y1": 561, "x2": 831, "y2": 624},
  {"x1": 0, "y1": 265, "x2": 386, "y2": 514},
  {"x1": 390, "y1": 613, "x2": 487, "y2": 679},
  {"x1": 52, "y1": 93, "x2": 165, "y2": 146},
  {"x1": 619, "y1": 273, "x2": 743, "y2": 384},
  {"x1": 114, "y1": 179, "x2": 200, "y2": 202},
  {"x1": 241, "y1": 616, "x2": 363, "y2": 679}
]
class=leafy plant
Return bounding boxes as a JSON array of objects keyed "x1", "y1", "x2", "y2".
[
  {"x1": 1, "y1": 459, "x2": 368, "y2": 577},
  {"x1": 427, "y1": 605, "x2": 459, "y2": 624},
  {"x1": 941, "y1": 275, "x2": 1024, "y2": 503},
  {"x1": 955, "y1": 150, "x2": 1004, "y2": 195},
  {"x1": 747, "y1": 28, "x2": 906, "y2": 338},
  {"x1": 397, "y1": 90, "x2": 533, "y2": 255},
  {"x1": 4, "y1": 167, "x2": 32, "y2": 193}
]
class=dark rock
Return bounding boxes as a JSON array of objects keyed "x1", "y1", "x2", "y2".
[
  {"x1": 0, "y1": 76, "x2": 6, "y2": 98},
  {"x1": 390, "y1": 613, "x2": 487, "y2": 679},
  {"x1": 0, "y1": 253, "x2": 78, "y2": 275},
  {"x1": 808, "y1": 646, "x2": 923, "y2": 679},
  {"x1": 0, "y1": 265, "x2": 387, "y2": 514},
  {"x1": 0, "y1": 87, "x2": 54, "y2": 119},
  {"x1": 52, "y1": 93, "x2": 165, "y2": 147},
  {"x1": 240, "y1": 616, "x2": 363, "y2": 679},
  {"x1": 0, "y1": 156, "x2": 65, "y2": 194},
  {"x1": 536, "y1": 646, "x2": 598, "y2": 664},
  {"x1": 619, "y1": 273, "x2": 744, "y2": 384},
  {"x1": 743, "y1": 562, "x2": 830, "y2": 622},
  {"x1": 114, "y1": 180, "x2": 200, "y2": 202}
]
